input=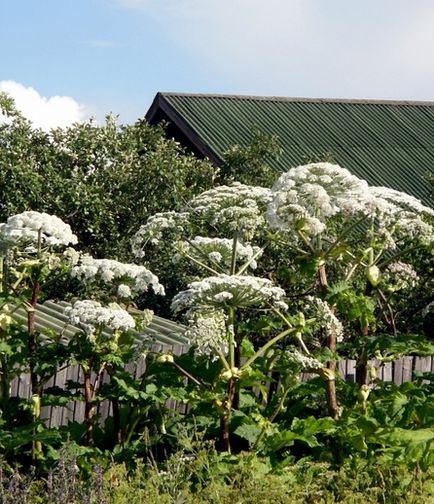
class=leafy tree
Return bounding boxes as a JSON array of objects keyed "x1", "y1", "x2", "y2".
[
  {"x1": 0, "y1": 93, "x2": 217, "y2": 259},
  {"x1": 220, "y1": 127, "x2": 282, "y2": 186}
]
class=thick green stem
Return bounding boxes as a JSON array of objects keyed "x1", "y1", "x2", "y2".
[
  {"x1": 216, "y1": 349, "x2": 231, "y2": 371},
  {"x1": 356, "y1": 281, "x2": 373, "y2": 386},
  {"x1": 236, "y1": 247, "x2": 264, "y2": 275},
  {"x1": 28, "y1": 279, "x2": 43, "y2": 460},
  {"x1": 27, "y1": 280, "x2": 40, "y2": 397},
  {"x1": 297, "y1": 230, "x2": 315, "y2": 253},
  {"x1": 125, "y1": 413, "x2": 142, "y2": 445},
  {"x1": 325, "y1": 216, "x2": 368, "y2": 258},
  {"x1": 230, "y1": 230, "x2": 238, "y2": 276},
  {"x1": 377, "y1": 245, "x2": 420, "y2": 269},
  {"x1": 0, "y1": 257, "x2": 3, "y2": 294},
  {"x1": 185, "y1": 238, "x2": 225, "y2": 273},
  {"x1": 172, "y1": 361, "x2": 207, "y2": 388},
  {"x1": 242, "y1": 326, "x2": 297, "y2": 369},
  {"x1": 0, "y1": 328, "x2": 9, "y2": 424},
  {"x1": 184, "y1": 253, "x2": 221, "y2": 276}
]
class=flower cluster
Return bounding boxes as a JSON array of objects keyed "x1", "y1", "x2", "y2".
[
  {"x1": 171, "y1": 274, "x2": 288, "y2": 313},
  {"x1": 188, "y1": 182, "x2": 272, "y2": 239},
  {"x1": 184, "y1": 308, "x2": 228, "y2": 359},
  {"x1": 64, "y1": 300, "x2": 136, "y2": 339},
  {"x1": 267, "y1": 163, "x2": 371, "y2": 236},
  {"x1": 305, "y1": 296, "x2": 344, "y2": 342},
  {"x1": 175, "y1": 236, "x2": 263, "y2": 270},
  {"x1": 0, "y1": 211, "x2": 77, "y2": 248},
  {"x1": 267, "y1": 163, "x2": 434, "y2": 249},
  {"x1": 383, "y1": 261, "x2": 419, "y2": 292},
  {"x1": 370, "y1": 186, "x2": 434, "y2": 245},
  {"x1": 371, "y1": 186, "x2": 434, "y2": 217},
  {"x1": 63, "y1": 247, "x2": 81, "y2": 267},
  {"x1": 285, "y1": 348, "x2": 324, "y2": 370},
  {"x1": 131, "y1": 211, "x2": 189, "y2": 257},
  {"x1": 72, "y1": 256, "x2": 165, "y2": 297}
]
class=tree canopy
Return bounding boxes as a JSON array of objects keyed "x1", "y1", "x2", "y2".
[{"x1": 0, "y1": 93, "x2": 217, "y2": 259}]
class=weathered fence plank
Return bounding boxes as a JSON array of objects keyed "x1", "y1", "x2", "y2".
[{"x1": 9, "y1": 354, "x2": 434, "y2": 428}]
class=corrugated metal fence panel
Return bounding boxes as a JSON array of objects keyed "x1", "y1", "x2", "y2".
[{"x1": 161, "y1": 93, "x2": 434, "y2": 206}]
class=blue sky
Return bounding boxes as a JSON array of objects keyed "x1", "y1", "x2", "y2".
[{"x1": 2, "y1": 0, "x2": 434, "y2": 128}]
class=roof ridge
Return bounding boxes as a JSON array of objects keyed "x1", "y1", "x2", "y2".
[{"x1": 159, "y1": 92, "x2": 434, "y2": 107}]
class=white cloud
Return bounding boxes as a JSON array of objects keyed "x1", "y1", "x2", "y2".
[{"x1": 0, "y1": 81, "x2": 88, "y2": 130}]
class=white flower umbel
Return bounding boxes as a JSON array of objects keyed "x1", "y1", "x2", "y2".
[
  {"x1": 0, "y1": 211, "x2": 78, "y2": 248},
  {"x1": 117, "y1": 284, "x2": 132, "y2": 298},
  {"x1": 370, "y1": 186, "x2": 434, "y2": 244},
  {"x1": 305, "y1": 296, "x2": 344, "y2": 342},
  {"x1": 72, "y1": 256, "x2": 165, "y2": 297},
  {"x1": 188, "y1": 182, "x2": 272, "y2": 238},
  {"x1": 383, "y1": 261, "x2": 419, "y2": 291},
  {"x1": 131, "y1": 211, "x2": 189, "y2": 258},
  {"x1": 285, "y1": 348, "x2": 324, "y2": 370},
  {"x1": 64, "y1": 300, "x2": 135, "y2": 338},
  {"x1": 371, "y1": 186, "x2": 434, "y2": 217},
  {"x1": 267, "y1": 163, "x2": 372, "y2": 236},
  {"x1": 184, "y1": 308, "x2": 228, "y2": 359},
  {"x1": 171, "y1": 274, "x2": 288, "y2": 313},
  {"x1": 178, "y1": 236, "x2": 263, "y2": 270}
]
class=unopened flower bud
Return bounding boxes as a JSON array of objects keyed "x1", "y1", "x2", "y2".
[
  {"x1": 157, "y1": 354, "x2": 174, "y2": 363},
  {"x1": 358, "y1": 384, "x2": 371, "y2": 403},
  {"x1": 366, "y1": 265, "x2": 380, "y2": 287},
  {"x1": 220, "y1": 367, "x2": 240, "y2": 381}
]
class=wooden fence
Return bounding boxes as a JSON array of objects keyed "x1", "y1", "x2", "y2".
[{"x1": 10, "y1": 354, "x2": 434, "y2": 428}]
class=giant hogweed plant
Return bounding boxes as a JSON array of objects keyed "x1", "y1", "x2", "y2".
[
  {"x1": 0, "y1": 211, "x2": 165, "y2": 458},
  {"x1": 0, "y1": 163, "x2": 432, "y2": 466},
  {"x1": 65, "y1": 255, "x2": 165, "y2": 445},
  {"x1": 0, "y1": 212, "x2": 78, "y2": 458},
  {"x1": 132, "y1": 179, "x2": 345, "y2": 452},
  {"x1": 267, "y1": 163, "x2": 434, "y2": 416},
  {"x1": 133, "y1": 162, "x2": 434, "y2": 454}
]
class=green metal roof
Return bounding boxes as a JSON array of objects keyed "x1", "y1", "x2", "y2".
[
  {"x1": 146, "y1": 93, "x2": 434, "y2": 205},
  {"x1": 12, "y1": 300, "x2": 189, "y2": 348}
]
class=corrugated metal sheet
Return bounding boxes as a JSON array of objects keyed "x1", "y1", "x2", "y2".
[
  {"x1": 156, "y1": 93, "x2": 434, "y2": 205},
  {"x1": 12, "y1": 300, "x2": 189, "y2": 347}
]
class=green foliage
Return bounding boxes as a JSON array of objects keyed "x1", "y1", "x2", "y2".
[
  {"x1": 0, "y1": 94, "x2": 217, "y2": 259},
  {"x1": 1, "y1": 94, "x2": 434, "y2": 497},
  {"x1": 1, "y1": 451, "x2": 434, "y2": 504},
  {"x1": 221, "y1": 127, "x2": 282, "y2": 186}
]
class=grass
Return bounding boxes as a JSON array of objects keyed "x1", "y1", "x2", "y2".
[{"x1": 1, "y1": 448, "x2": 434, "y2": 503}]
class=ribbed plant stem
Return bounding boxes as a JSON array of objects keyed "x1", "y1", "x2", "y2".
[
  {"x1": 318, "y1": 264, "x2": 339, "y2": 420},
  {"x1": 83, "y1": 369, "x2": 95, "y2": 444}
]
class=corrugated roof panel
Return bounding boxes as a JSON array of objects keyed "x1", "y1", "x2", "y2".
[
  {"x1": 158, "y1": 94, "x2": 434, "y2": 206},
  {"x1": 12, "y1": 301, "x2": 189, "y2": 348}
]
